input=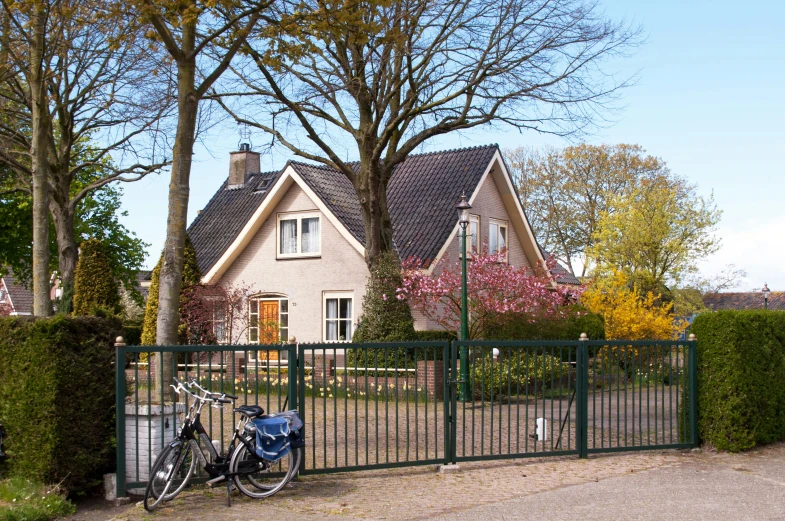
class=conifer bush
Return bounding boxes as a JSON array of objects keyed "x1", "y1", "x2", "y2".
[
  {"x1": 72, "y1": 238, "x2": 120, "y2": 316},
  {"x1": 140, "y1": 235, "x2": 201, "y2": 345}
]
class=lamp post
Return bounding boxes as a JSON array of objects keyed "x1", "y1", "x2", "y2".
[
  {"x1": 762, "y1": 283, "x2": 771, "y2": 310},
  {"x1": 456, "y1": 192, "x2": 471, "y2": 402}
]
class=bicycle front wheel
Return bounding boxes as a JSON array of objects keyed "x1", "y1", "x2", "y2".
[
  {"x1": 143, "y1": 440, "x2": 195, "y2": 511},
  {"x1": 229, "y1": 438, "x2": 294, "y2": 499}
]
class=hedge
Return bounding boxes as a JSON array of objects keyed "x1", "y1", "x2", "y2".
[
  {"x1": 0, "y1": 316, "x2": 120, "y2": 494},
  {"x1": 690, "y1": 310, "x2": 785, "y2": 452},
  {"x1": 484, "y1": 307, "x2": 605, "y2": 342}
]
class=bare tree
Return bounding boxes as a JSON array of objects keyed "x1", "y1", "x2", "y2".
[
  {"x1": 220, "y1": 0, "x2": 640, "y2": 269},
  {"x1": 0, "y1": 0, "x2": 173, "y2": 311},
  {"x1": 128, "y1": 0, "x2": 269, "y2": 399},
  {"x1": 0, "y1": 0, "x2": 52, "y2": 315}
]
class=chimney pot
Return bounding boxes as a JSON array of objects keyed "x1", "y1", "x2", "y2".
[{"x1": 228, "y1": 147, "x2": 260, "y2": 188}]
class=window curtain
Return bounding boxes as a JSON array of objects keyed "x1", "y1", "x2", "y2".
[
  {"x1": 280, "y1": 219, "x2": 297, "y2": 254},
  {"x1": 489, "y1": 223, "x2": 498, "y2": 254},
  {"x1": 326, "y1": 298, "x2": 338, "y2": 340},
  {"x1": 301, "y1": 217, "x2": 320, "y2": 253}
]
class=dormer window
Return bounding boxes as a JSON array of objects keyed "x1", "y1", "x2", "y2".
[{"x1": 277, "y1": 211, "x2": 321, "y2": 258}]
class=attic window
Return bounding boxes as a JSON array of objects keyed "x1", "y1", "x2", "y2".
[
  {"x1": 0, "y1": 288, "x2": 6, "y2": 303},
  {"x1": 254, "y1": 178, "x2": 273, "y2": 193}
]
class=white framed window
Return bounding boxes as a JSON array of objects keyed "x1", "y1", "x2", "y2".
[
  {"x1": 211, "y1": 305, "x2": 227, "y2": 343},
  {"x1": 277, "y1": 211, "x2": 321, "y2": 258},
  {"x1": 469, "y1": 214, "x2": 480, "y2": 254},
  {"x1": 488, "y1": 218, "x2": 508, "y2": 261},
  {"x1": 0, "y1": 288, "x2": 6, "y2": 303},
  {"x1": 323, "y1": 292, "x2": 353, "y2": 342},
  {"x1": 249, "y1": 296, "x2": 289, "y2": 344}
]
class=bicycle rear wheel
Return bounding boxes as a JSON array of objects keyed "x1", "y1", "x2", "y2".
[
  {"x1": 229, "y1": 439, "x2": 295, "y2": 499},
  {"x1": 143, "y1": 441, "x2": 195, "y2": 511}
]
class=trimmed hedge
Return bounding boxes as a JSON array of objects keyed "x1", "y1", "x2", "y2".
[
  {"x1": 690, "y1": 311, "x2": 785, "y2": 452},
  {"x1": 484, "y1": 307, "x2": 605, "y2": 342},
  {"x1": 0, "y1": 316, "x2": 120, "y2": 494}
]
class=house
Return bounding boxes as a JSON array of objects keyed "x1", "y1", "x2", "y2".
[
  {"x1": 188, "y1": 144, "x2": 579, "y2": 347},
  {"x1": 0, "y1": 272, "x2": 33, "y2": 316},
  {"x1": 703, "y1": 291, "x2": 785, "y2": 311}
]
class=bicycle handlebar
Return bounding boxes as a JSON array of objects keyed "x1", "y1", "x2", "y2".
[{"x1": 171, "y1": 377, "x2": 237, "y2": 406}]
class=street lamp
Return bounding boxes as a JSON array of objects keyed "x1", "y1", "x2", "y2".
[
  {"x1": 456, "y1": 192, "x2": 471, "y2": 402},
  {"x1": 762, "y1": 283, "x2": 771, "y2": 310}
]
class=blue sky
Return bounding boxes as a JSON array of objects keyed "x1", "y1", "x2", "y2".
[{"x1": 119, "y1": 0, "x2": 785, "y2": 292}]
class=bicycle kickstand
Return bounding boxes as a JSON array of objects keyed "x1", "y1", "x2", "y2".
[{"x1": 226, "y1": 474, "x2": 232, "y2": 507}]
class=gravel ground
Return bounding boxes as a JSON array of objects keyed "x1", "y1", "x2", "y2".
[{"x1": 65, "y1": 443, "x2": 785, "y2": 521}]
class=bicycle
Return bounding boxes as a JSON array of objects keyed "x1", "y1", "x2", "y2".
[{"x1": 143, "y1": 376, "x2": 299, "y2": 511}]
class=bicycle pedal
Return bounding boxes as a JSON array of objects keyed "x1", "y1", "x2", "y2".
[{"x1": 206, "y1": 475, "x2": 227, "y2": 487}]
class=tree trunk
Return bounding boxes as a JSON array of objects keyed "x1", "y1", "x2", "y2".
[
  {"x1": 29, "y1": 6, "x2": 50, "y2": 317},
  {"x1": 50, "y1": 198, "x2": 77, "y2": 313},
  {"x1": 356, "y1": 163, "x2": 396, "y2": 269},
  {"x1": 155, "y1": 58, "x2": 198, "y2": 401}
]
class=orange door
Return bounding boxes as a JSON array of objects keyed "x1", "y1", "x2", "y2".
[{"x1": 259, "y1": 301, "x2": 279, "y2": 360}]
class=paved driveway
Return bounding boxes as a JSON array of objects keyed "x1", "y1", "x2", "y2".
[{"x1": 69, "y1": 442, "x2": 785, "y2": 521}]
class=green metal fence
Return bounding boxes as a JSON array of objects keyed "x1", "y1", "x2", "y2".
[{"x1": 115, "y1": 338, "x2": 697, "y2": 496}]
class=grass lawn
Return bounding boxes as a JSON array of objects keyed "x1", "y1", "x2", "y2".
[{"x1": 0, "y1": 478, "x2": 75, "y2": 521}]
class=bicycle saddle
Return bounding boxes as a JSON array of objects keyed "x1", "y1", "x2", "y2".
[{"x1": 233, "y1": 405, "x2": 265, "y2": 418}]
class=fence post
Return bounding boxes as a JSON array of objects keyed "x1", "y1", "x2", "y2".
[
  {"x1": 287, "y1": 338, "x2": 298, "y2": 411},
  {"x1": 577, "y1": 333, "x2": 589, "y2": 459},
  {"x1": 115, "y1": 336, "x2": 127, "y2": 499},
  {"x1": 688, "y1": 333, "x2": 698, "y2": 447}
]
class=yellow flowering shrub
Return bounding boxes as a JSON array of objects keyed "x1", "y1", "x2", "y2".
[{"x1": 582, "y1": 271, "x2": 686, "y2": 340}]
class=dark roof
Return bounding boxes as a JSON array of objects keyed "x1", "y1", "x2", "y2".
[
  {"x1": 538, "y1": 248, "x2": 582, "y2": 286},
  {"x1": 190, "y1": 145, "x2": 500, "y2": 274},
  {"x1": 292, "y1": 145, "x2": 500, "y2": 266},
  {"x1": 189, "y1": 171, "x2": 282, "y2": 273},
  {"x1": 703, "y1": 292, "x2": 785, "y2": 311},
  {"x1": 1, "y1": 273, "x2": 33, "y2": 314}
]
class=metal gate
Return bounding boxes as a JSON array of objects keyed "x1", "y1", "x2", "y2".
[{"x1": 115, "y1": 338, "x2": 697, "y2": 495}]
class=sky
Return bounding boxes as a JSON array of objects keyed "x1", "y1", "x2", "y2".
[{"x1": 118, "y1": 0, "x2": 785, "y2": 292}]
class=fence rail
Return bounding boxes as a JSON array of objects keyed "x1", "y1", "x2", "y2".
[{"x1": 115, "y1": 337, "x2": 697, "y2": 497}]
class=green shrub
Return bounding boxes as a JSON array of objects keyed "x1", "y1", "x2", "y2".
[
  {"x1": 73, "y1": 238, "x2": 120, "y2": 316},
  {"x1": 484, "y1": 306, "x2": 605, "y2": 342},
  {"x1": 122, "y1": 320, "x2": 142, "y2": 346},
  {"x1": 352, "y1": 252, "x2": 415, "y2": 343},
  {"x1": 472, "y1": 352, "x2": 570, "y2": 401},
  {"x1": 690, "y1": 310, "x2": 785, "y2": 452},
  {"x1": 141, "y1": 234, "x2": 201, "y2": 346},
  {"x1": 0, "y1": 478, "x2": 75, "y2": 521},
  {"x1": 412, "y1": 330, "x2": 455, "y2": 342},
  {"x1": 0, "y1": 316, "x2": 120, "y2": 494}
]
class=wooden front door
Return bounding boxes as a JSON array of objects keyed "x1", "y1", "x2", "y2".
[{"x1": 259, "y1": 300, "x2": 279, "y2": 360}]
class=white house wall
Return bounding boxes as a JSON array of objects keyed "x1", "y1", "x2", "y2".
[{"x1": 217, "y1": 183, "x2": 369, "y2": 343}]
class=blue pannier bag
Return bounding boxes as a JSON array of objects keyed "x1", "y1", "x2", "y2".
[
  {"x1": 278, "y1": 410, "x2": 305, "y2": 449},
  {"x1": 252, "y1": 416, "x2": 290, "y2": 462}
]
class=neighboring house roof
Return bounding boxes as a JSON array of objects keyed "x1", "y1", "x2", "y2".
[
  {"x1": 538, "y1": 248, "x2": 582, "y2": 286},
  {"x1": 136, "y1": 270, "x2": 153, "y2": 301},
  {"x1": 703, "y1": 292, "x2": 785, "y2": 311},
  {"x1": 0, "y1": 273, "x2": 33, "y2": 315}
]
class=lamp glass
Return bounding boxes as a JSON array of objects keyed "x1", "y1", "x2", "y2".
[{"x1": 460, "y1": 208, "x2": 470, "y2": 225}]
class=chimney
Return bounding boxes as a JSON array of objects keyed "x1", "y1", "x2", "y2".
[{"x1": 228, "y1": 143, "x2": 260, "y2": 188}]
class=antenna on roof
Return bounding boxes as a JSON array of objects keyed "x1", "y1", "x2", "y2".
[{"x1": 237, "y1": 122, "x2": 253, "y2": 151}]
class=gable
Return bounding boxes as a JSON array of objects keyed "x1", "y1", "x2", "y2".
[
  {"x1": 202, "y1": 166, "x2": 364, "y2": 284},
  {"x1": 425, "y1": 151, "x2": 546, "y2": 274}
]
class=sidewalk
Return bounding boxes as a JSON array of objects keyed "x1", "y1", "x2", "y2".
[{"x1": 68, "y1": 442, "x2": 785, "y2": 521}]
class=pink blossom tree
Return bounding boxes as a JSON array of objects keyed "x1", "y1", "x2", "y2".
[{"x1": 398, "y1": 250, "x2": 581, "y2": 339}]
